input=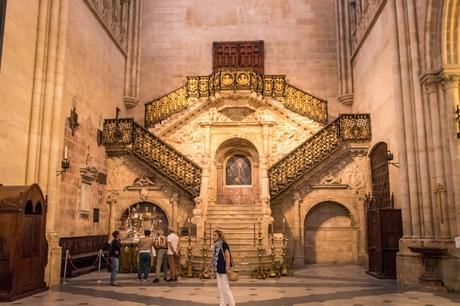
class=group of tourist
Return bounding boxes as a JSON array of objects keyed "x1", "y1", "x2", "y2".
[
  {"x1": 108, "y1": 228, "x2": 235, "y2": 306},
  {"x1": 108, "y1": 227, "x2": 180, "y2": 286}
]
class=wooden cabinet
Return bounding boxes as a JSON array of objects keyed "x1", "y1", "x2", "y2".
[
  {"x1": 213, "y1": 41, "x2": 264, "y2": 74},
  {"x1": 0, "y1": 184, "x2": 48, "y2": 301}
]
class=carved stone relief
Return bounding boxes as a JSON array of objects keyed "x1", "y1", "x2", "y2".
[{"x1": 159, "y1": 102, "x2": 320, "y2": 167}]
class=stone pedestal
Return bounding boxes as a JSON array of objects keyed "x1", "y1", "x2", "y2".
[
  {"x1": 397, "y1": 238, "x2": 460, "y2": 291},
  {"x1": 45, "y1": 232, "x2": 62, "y2": 287}
]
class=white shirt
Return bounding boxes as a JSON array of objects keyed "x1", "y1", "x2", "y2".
[{"x1": 167, "y1": 232, "x2": 179, "y2": 255}]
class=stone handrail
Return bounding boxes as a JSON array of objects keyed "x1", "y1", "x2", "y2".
[
  {"x1": 144, "y1": 68, "x2": 328, "y2": 127},
  {"x1": 103, "y1": 118, "x2": 202, "y2": 197},
  {"x1": 268, "y1": 114, "x2": 371, "y2": 199}
]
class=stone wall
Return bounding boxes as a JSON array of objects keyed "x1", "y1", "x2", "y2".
[
  {"x1": 0, "y1": 0, "x2": 40, "y2": 184},
  {"x1": 135, "y1": 0, "x2": 348, "y2": 121},
  {"x1": 56, "y1": 0, "x2": 125, "y2": 238},
  {"x1": 351, "y1": 3, "x2": 401, "y2": 208}
]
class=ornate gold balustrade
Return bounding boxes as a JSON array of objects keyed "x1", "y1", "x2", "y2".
[
  {"x1": 144, "y1": 68, "x2": 328, "y2": 127},
  {"x1": 268, "y1": 114, "x2": 371, "y2": 199},
  {"x1": 103, "y1": 118, "x2": 202, "y2": 197}
]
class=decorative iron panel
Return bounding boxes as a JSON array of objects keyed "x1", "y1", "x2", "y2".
[
  {"x1": 268, "y1": 114, "x2": 371, "y2": 198},
  {"x1": 103, "y1": 118, "x2": 202, "y2": 197},
  {"x1": 144, "y1": 68, "x2": 328, "y2": 127}
]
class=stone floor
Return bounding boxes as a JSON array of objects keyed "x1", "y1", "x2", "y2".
[{"x1": 2, "y1": 265, "x2": 460, "y2": 306}]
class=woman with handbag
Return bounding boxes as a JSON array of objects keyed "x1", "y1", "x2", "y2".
[{"x1": 212, "y1": 230, "x2": 236, "y2": 306}]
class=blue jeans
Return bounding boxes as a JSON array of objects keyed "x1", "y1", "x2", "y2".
[
  {"x1": 138, "y1": 252, "x2": 151, "y2": 280},
  {"x1": 110, "y1": 257, "x2": 119, "y2": 284}
]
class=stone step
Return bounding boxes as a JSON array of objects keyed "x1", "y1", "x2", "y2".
[
  {"x1": 189, "y1": 255, "x2": 275, "y2": 274},
  {"x1": 206, "y1": 213, "x2": 262, "y2": 217},
  {"x1": 206, "y1": 211, "x2": 263, "y2": 216},
  {"x1": 207, "y1": 205, "x2": 263, "y2": 211}
]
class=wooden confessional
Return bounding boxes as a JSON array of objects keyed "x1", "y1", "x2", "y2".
[{"x1": 0, "y1": 184, "x2": 48, "y2": 301}]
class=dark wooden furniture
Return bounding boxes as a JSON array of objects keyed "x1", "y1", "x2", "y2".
[
  {"x1": 0, "y1": 184, "x2": 48, "y2": 301},
  {"x1": 59, "y1": 235, "x2": 109, "y2": 277},
  {"x1": 367, "y1": 207, "x2": 402, "y2": 278},
  {"x1": 213, "y1": 41, "x2": 264, "y2": 74},
  {"x1": 366, "y1": 142, "x2": 403, "y2": 279}
]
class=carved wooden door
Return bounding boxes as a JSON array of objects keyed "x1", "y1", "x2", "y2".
[
  {"x1": 370, "y1": 142, "x2": 390, "y2": 209},
  {"x1": 367, "y1": 142, "x2": 402, "y2": 279}
]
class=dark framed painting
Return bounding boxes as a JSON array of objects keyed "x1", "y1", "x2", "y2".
[{"x1": 226, "y1": 155, "x2": 251, "y2": 185}]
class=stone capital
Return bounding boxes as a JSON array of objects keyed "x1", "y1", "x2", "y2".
[
  {"x1": 441, "y1": 73, "x2": 460, "y2": 90},
  {"x1": 338, "y1": 93, "x2": 354, "y2": 106},
  {"x1": 419, "y1": 71, "x2": 442, "y2": 94},
  {"x1": 124, "y1": 96, "x2": 140, "y2": 109}
]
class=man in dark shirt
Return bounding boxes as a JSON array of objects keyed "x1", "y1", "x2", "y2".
[{"x1": 109, "y1": 231, "x2": 122, "y2": 286}]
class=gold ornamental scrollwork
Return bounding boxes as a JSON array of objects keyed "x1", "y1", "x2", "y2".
[
  {"x1": 268, "y1": 114, "x2": 371, "y2": 199},
  {"x1": 145, "y1": 68, "x2": 328, "y2": 127},
  {"x1": 104, "y1": 118, "x2": 202, "y2": 197}
]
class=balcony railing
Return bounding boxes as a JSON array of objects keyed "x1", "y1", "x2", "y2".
[
  {"x1": 144, "y1": 68, "x2": 328, "y2": 127},
  {"x1": 103, "y1": 118, "x2": 202, "y2": 197},
  {"x1": 268, "y1": 114, "x2": 371, "y2": 199}
]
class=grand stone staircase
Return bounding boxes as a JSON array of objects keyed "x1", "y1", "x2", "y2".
[
  {"x1": 190, "y1": 204, "x2": 272, "y2": 274},
  {"x1": 102, "y1": 67, "x2": 372, "y2": 276}
]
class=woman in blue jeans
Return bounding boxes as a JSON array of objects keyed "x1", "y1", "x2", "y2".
[{"x1": 109, "y1": 231, "x2": 122, "y2": 286}]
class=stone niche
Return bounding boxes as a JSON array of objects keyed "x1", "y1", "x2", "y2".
[
  {"x1": 215, "y1": 137, "x2": 260, "y2": 204},
  {"x1": 304, "y1": 201, "x2": 358, "y2": 264},
  {"x1": 106, "y1": 156, "x2": 195, "y2": 235}
]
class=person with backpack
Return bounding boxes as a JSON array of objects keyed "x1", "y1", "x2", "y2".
[{"x1": 212, "y1": 230, "x2": 235, "y2": 306}]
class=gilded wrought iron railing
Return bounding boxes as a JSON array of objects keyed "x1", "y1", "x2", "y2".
[
  {"x1": 144, "y1": 68, "x2": 328, "y2": 127},
  {"x1": 103, "y1": 118, "x2": 202, "y2": 197},
  {"x1": 268, "y1": 114, "x2": 371, "y2": 199}
]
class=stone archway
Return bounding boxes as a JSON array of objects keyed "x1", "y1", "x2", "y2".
[
  {"x1": 119, "y1": 201, "x2": 169, "y2": 233},
  {"x1": 215, "y1": 137, "x2": 260, "y2": 204},
  {"x1": 304, "y1": 201, "x2": 358, "y2": 264}
]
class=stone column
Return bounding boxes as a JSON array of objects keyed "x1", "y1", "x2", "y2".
[
  {"x1": 24, "y1": 0, "x2": 69, "y2": 286},
  {"x1": 292, "y1": 191, "x2": 304, "y2": 266},
  {"x1": 405, "y1": 0, "x2": 434, "y2": 239},
  {"x1": 123, "y1": 0, "x2": 143, "y2": 110},
  {"x1": 170, "y1": 192, "x2": 179, "y2": 231},
  {"x1": 391, "y1": 0, "x2": 419, "y2": 238},
  {"x1": 336, "y1": 0, "x2": 354, "y2": 106},
  {"x1": 259, "y1": 122, "x2": 272, "y2": 204},
  {"x1": 421, "y1": 74, "x2": 450, "y2": 238},
  {"x1": 441, "y1": 73, "x2": 460, "y2": 236}
]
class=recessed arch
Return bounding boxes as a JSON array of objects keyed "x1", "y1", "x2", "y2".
[
  {"x1": 304, "y1": 201, "x2": 358, "y2": 264},
  {"x1": 119, "y1": 201, "x2": 169, "y2": 233}
]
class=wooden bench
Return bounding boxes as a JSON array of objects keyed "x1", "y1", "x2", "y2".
[{"x1": 59, "y1": 235, "x2": 109, "y2": 278}]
